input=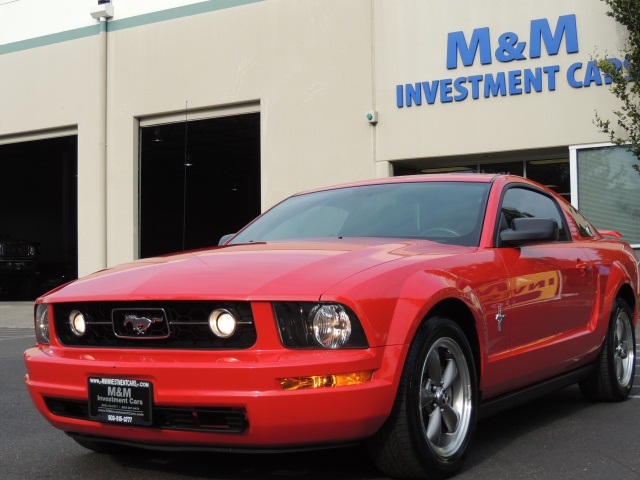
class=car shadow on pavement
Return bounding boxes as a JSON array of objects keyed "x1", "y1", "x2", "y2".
[
  {"x1": 87, "y1": 443, "x2": 381, "y2": 479},
  {"x1": 75, "y1": 386, "x2": 596, "y2": 480},
  {"x1": 459, "y1": 385, "x2": 596, "y2": 475}
]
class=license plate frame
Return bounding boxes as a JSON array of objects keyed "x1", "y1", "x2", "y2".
[{"x1": 88, "y1": 377, "x2": 153, "y2": 426}]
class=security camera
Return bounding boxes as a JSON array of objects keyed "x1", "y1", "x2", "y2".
[{"x1": 91, "y1": 0, "x2": 114, "y2": 19}]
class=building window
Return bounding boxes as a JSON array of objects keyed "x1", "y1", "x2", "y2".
[
  {"x1": 398, "y1": 158, "x2": 570, "y2": 201},
  {"x1": 575, "y1": 145, "x2": 640, "y2": 247},
  {"x1": 139, "y1": 113, "x2": 261, "y2": 258},
  {"x1": 526, "y1": 160, "x2": 570, "y2": 201},
  {"x1": 479, "y1": 161, "x2": 523, "y2": 176}
]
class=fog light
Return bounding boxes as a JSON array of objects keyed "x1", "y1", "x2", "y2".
[
  {"x1": 35, "y1": 304, "x2": 50, "y2": 344},
  {"x1": 310, "y1": 304, "x2": 352, "y2": 349},
  {"x1": 69, "y1": 310, "x2": 86, "y2": 337},
  {"x1": 208, "y1": 308, "x2": 237, "y2": 338},
  {"x1": 280, "y1": 371, "x2": 373, "y2": 390}
]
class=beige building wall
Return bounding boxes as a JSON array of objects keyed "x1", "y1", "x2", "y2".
[
  {"x1": 0, "y1": 30, "x2": 108, "y2": 277},
  {"x1": 0, "y1": 0, "x2": 627, "y2": 275},
  {"x1": 374, "y1": 0, "x2": 623, "y2": 160},
  {"x1": 105, "y1": 0, "x2": 376, "y2": 267}
]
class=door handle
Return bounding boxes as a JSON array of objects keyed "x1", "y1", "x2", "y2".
[{"x1": 576, "y1": 261, "x2": 591, "y2": 276}]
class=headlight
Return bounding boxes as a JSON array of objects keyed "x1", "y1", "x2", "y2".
[
  {"x1": 310, "y1": 304, "x2": 352, "y2": 349},
  {"x1": 69, "y1": 310, "x2": 86, "y2": 337},
  {"x1": 35, "y1": 304, "x2": 50, "y2": 344},
  {"x1": 273, "y1": 302, "x2": 368, "y2": 349},
  {"x1": 208, "y1": 308, "x2": 238, "y2": 338}
]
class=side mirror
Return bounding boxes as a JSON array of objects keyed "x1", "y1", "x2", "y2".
[
  {"x1": 218, "y1": 233, "x2": 235, "y2": 246},
  {"x1": 500, "y1": 217, "x2": 558, "y2": 245}
]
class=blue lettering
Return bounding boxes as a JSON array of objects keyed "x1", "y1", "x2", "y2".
[
  {"x1": 422, "y1": 81, "x2": 439, "y2": 104},
  {"x1": 508, "y1": 70, "x2": 522, "y2": 95},
  {"x1": 440, "y1": 78, "x2": 453, "y2": 103},
  {"x1": 583, "y1": 60, "x2": 603, "y2": 87},
  {"x1": 484, "y1": 72, "x2": 507, "y2": 97},
  {"x1": 454, "y1": 77, "x2": 468, "y2": 101},
  {"x1": 530, "y1": 14, "x2": 578, "y2": 58},
  {"x1": 405, "y1": 83, "x2": 422, "y2": 106},
  {"x1": 567, "y1": 62, "x2": 583, "y2": 88},
  {"x1": 602, "y1": 58, "x2": 622, "y2": 85},
  {"x1": 395, "y1": 15, "x2": 621, "y2": 109},
  {"x1": 623, "y1": 58, "x2": 632, "y2": 81},
  {"x1": 447, "y1": 27, "x2": 492, "y2": 69},
  {"x1": 543, "y1": 65, "x2": 560, "y2": 91},
  {"x1": 602, "y1": 57, "x2": 633, "y2": 83},
  {"x1": 468, "y1": 75, "x2": 483, "y2": 99},
  {"x1": 523, "y1": 68, "x2": 543, "y2": 93},
  {"x1": 495, "y1": 32, "x2": 526, "y2": 63}
]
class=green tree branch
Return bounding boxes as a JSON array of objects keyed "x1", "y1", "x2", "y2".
[{"x1": 595, "y1": 0, "x2": 640, "y2": 167}]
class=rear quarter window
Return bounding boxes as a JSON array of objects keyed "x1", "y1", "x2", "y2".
[{"x1": 566, "y1": 205, "x2": 595, "y2": 238}]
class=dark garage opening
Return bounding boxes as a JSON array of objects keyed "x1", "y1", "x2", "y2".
[
  {"x1": 139, "y1": 113, "x2": 261, "y2": 258},
  {"x1": 0, "y1": 136, "x2": 78, "y2": 300}
]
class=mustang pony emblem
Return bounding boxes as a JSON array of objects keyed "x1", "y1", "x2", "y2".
[{"x1": 123, "y1": 314, "x2": 164, "y2": 334}]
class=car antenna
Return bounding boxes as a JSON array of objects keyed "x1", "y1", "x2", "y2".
[{"x1": 182, "y1": 100, "x2": 188, "y2": 251}]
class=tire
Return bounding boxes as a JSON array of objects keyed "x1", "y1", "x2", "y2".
[
  {"x1": 367, "y1": 316, "x2": 478, "y2": 480},
  {"x1": 579, "y1": 298, "x2": 636, "y2": 402}
]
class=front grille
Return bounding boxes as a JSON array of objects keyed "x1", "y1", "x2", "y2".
[
  {"x1": 44, "y1": 397, "x2": 248, "y2": 433},
  {"x1": 53, "y1": 301, "x2": 256, "y2": 349},
  {"x1": 159, "y1": 407, "x2": 248, "y2": 432}
]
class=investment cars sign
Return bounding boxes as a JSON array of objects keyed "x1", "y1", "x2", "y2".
[{"x1": 396, "y1": 14, "x2": 628, "y2": 107}]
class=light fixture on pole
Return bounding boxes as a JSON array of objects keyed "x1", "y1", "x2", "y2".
[{"x1": 90, "y1": 0, "x2": 114, "y2": 20}]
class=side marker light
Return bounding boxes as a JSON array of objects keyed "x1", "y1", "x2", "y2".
[{"x1": 279, "y1": 371, "x2": 373, "y2": 391}]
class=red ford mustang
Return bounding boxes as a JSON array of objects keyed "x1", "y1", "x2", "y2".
[{"x1": 24, "y1": 174, "x2": 638, "y2": 479}]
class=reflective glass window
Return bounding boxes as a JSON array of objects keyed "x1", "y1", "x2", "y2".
[{"x1": 577, "y1": 146, "x2": 640, "y2": 246}]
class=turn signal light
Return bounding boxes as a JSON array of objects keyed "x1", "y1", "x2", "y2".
[{"x1": 279, "y1": 371, "x2": 373, "y2": 391}]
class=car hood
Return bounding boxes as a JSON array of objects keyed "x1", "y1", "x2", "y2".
[{"x1": 44, "y1": 239, "x2": 474, "y2": 302}]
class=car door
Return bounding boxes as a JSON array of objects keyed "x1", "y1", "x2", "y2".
[{"x1": 495, "y1": 185, "x2": 596, "y2": 390}]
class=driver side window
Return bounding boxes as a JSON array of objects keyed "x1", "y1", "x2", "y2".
[{"x1": 499, "y1": 187, "x2": 568, "y2": 241}]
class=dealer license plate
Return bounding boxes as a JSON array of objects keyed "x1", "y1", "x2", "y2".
[{"x1": 88, "y1": 377, "x2": 152, "y2": 426}]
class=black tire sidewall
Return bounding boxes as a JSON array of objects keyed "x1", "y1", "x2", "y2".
[
  {"x1": 605, "y1": 298, "x2": 636, "y2": 398},
  {"x1": 404, "y1": 316, "x2": 478, "y2": 474}
]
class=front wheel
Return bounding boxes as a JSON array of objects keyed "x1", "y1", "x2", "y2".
[
  {"x1": 579, "y1": 298, "x2": 636, "y2": 402},
  {"x1": 367, "y1": 316, "x2": 477, "y2": 479}
]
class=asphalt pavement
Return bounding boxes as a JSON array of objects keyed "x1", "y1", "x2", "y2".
[{"x1": 0, "y1": 301, "x2": 34, "y2": 328}]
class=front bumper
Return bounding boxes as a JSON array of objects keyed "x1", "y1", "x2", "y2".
[{"x1": 24, "y1": 343, "x2": 402, "y2": 449}]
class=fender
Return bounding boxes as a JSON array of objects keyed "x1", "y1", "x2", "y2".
[
  {"x1": 384, "y1": 269, "x2": 484, "y2": 348},
  {"x1": 587, "y1": 243, "x2": 639, "y2": 353},
  {"x1": 602, "y1": 259, "x2": 638, "y2": 323},
  {"x1": 321, "y1": 260, "x2": 487, "y2": 348},
  {"x1": 321, "y1": 249, "x2": 507, "y2": 375},
  {"x1": 322, "y1": 264, "x2": 488, "y2": 422}
]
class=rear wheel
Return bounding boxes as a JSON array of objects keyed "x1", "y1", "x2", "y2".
[
  {"x1": 579, "y1": 298, "x2": 636, "y2": 401},
  {"x1": 367, "y1": 316, "x2": 477, "y2": 479}
]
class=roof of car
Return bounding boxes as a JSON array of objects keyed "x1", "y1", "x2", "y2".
[{"x1": 294, "y1": 173, "x2": 500, "y2": 196}]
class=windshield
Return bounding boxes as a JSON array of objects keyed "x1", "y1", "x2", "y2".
[{"x1": 230, "y1": 181, "x2": 490, "y2": 247}]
